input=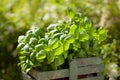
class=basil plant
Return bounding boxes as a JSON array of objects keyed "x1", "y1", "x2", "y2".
[{"x1": 17, "y1": 12, "x2": 107, "y2": 72}]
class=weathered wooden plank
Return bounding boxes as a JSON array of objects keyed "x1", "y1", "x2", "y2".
[
  {"x1": 78, "y1": 64, "x2": 104, "y2": 75},
  {"x1": 74, "y1": 57, "x2": 101, "y2": 67},
  {"x1": 70, "y1": 60, "x2": 78, "y2": 80},
  {"x1": 29, "y1": 69, "x2": 69, "y2": 80},
  {"x1": 78, "y1": 76, "x2": 104, "y2": 80},
  {"x1": 22, "y1": 72, "x2": 33, "y2": 80},
  {"x1": 28, "y1": 69, "x2": 37, "y2": 79},
  {"x1": 26, "y1": 57, "x2": 104, "y2": 80},
  {"x1": 28, "y1": 64, "x2": 103, "y2": 80}
]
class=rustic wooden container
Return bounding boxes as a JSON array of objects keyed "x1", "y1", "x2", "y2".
[{"x1": 22, "y1": 57, "x2": 104, "y2": 80}]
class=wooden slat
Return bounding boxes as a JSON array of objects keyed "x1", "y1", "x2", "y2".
[
  {"x1": 78, "y1": 76, "x2": 104, "y2": 80},
  {"x1": 74, "y1": 57, "x2": 101, "y2": 67},
  {"x1": 78, "y1": 64, "x2": 104, "y2": 75},
  {"x1": 70, "y1": 60, "x2": 78, "y2": 80},
  {"x1": 22, "y1": 72, "x2": 33, "y2": 80},
  {"x1": 28, "y1": 69, "x2": 37, "y2": 79},
  {"x1": 27, "y1": 57, "x2": 104, "y2": 80},
  {"x1": 29, "y1": 69, "x2": 69, "y2": 80},
  {"x1": 28, "y1": 64, "x2": 103, "y2": 80}
]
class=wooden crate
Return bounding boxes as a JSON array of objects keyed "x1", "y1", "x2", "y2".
[{"x1": 22, "y1": 57, "x2": 104, "y2": 80}]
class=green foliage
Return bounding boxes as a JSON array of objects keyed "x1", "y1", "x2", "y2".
[
  {"x1": 1, "y1": 0, "x2": 120, "y2": 79},
  {"x1": 100, "y1": 19, "x2": 120, "y2": 80},
  {"x1": 17, "y1": 12, "x2": 107, "y2": 72},
  {"x1": 100, "y1": 40, "x2": 120, "y2": 80}
]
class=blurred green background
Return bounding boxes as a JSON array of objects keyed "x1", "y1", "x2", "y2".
[{"x1": 0, "y1": 0, "x2": 120, "y2": 80}]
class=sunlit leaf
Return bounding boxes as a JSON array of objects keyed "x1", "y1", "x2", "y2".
[
  {"x1": 54, "y1": 44, "x2": 63, "y2": 55},
  {"x1": 60, "y1": 34, "x2": 67, "y2": 41},
  {"x1": 64, "y1": 35, "x2": 75, "y2": 43},
  {"x1": 18, "y1": 35, "x2": 25, "y2": 43},
  {"x1": 54, "y1": 55, "x2": 64, "y2": 66},
  {"x1": 36, "y1": 50, "x2": 46, "y2": 60},
  {"x1": 84, "y1": 17, "x2": 92, "y2": 28},
  {"x1": 67, "y1": 8, "x2": 74, "y2": 19},
  {"x1": 69, "y1": 24, "x2": 77, "y2": 35},
  {"x1": 63, "y1": 51, "x2": 68, "y2": 59},
  {"x1": 48, "y1": 38, "x2": 60, "y2": 49},
  {"x1": 47, "y1": 51, "x2": 55, "y2": 63},
  {"x1": 35, "y1": 44, "x2": 44, "y2": 51},
  {"x1": 63, "y1": 41, "x2": 70, "y2": 51}
]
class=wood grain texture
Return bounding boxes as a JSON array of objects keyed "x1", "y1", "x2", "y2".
[
  {"x1": 22, "y1": 71, "x2": 33, "y2": 80},
  {"x1": 70, "y1": 60, "x2": 78, "y2": 80},
  {"x1": 29, "y1": 69, "x2": 69, "y2": 80},
  {"x1": 78, "y1": 76, "x2": 104, "y2": 80},
  {"x1": 77, "y1": 64, "x2": 104, "y2": 75},
  {"x1": 74, "y1": 57, "x2": 101, "y2": 67},
  {"x1": 24, "y1": 57, "x2": 104, "y2": 80}
]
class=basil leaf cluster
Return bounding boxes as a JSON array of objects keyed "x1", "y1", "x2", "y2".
[{"x1": 17, "y1": 12, "x2": 107, "y2": 72}]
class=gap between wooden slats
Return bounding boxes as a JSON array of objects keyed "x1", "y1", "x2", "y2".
[{"x1": 78, "y1": 76, "x2": 104, "y2": 80}]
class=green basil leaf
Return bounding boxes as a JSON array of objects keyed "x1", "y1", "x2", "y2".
[
  {"x1": 25, "y1": 33, "x2": 34, "y2": 42},
  {"x1": 53, "y1": 33, "x2": 62, "y2": 38},
  {"x1": 64, "y1": 35, "x2": 75, "y2": 43},
  {"x1": 26, "y1": 30, "x2": 32, "y2": 34},
  {"x1": 93, "y1": 40, "x2": 99, "y2": 48},
  {"x1": 54, "y1": 44, "x2": 63, "y2": 55},
  {"x1": 54, "y1": 55, "x2": 64, "y2": 66},
  {"x1": 49, "y1": 29, "x2": 58, "y2": 35},
  {"x1": 84, "y1": 17, "x2": 92, "y2": 28},
  {"x1": 69, "y1": 24, "x2": 77, "y2": 35},
  {"x1": 44, "y1": 46, "x2": 51, "y2": 51},
  {"x1": 21, "y1": 63, "x2": 31, "y2": 72},
  {"x1": 63, "y1": 41, "x2": 70, "y2": 51},
  {"x1": 48, "y1": 38, "x2": 60, "y2": 49},
  {"x1": 38, "y1": 38, "x2": 47, "y2": 44},
  {"x1": 30, "y1": 52, "x2": 36, "y2": 60},
  {"x1": 67, "y1": 8, "x2": 74, "y2": 19},
  {"x1": 19, "y1": 51, "x2": 29, "y2": 55},
  {"x1": 36, "y1": 50, "x2": 46, "y2": 60},
  {"x1": 18, "y1": 35, "x2": 25, "y2": 43},
  {"x1": 68, "y1": 54, "x2": 74, "y2": 61},
  {"x1": 47, "y1": 24, "x2": 57, "y2": 31},
  {"x1": 19, "y1": 56, "x2": 26, "y2": 60},
  {"x1": 35, "y1": 44, "x2": 44, "y2": 51},
  {"x1": 47, "y1": 51, "x2": 55, "y2": 63},
  {"x1": 98, "y1": 28, "x2": 107, "y2": 43},
  {"x1": 78, "y1": 49, "x2": 87, "y2": 58},
  {"x1": 22, "y1": 44, "x2": 29, "y2": 52},
  {"x1": 58, "y1": 20, "x2": 66, "y2": 24},
  {"x1": 82, "y1": 41, "x2": 89, "y2": 50},
  {"x1": 60, "y1": 34, "x2": 67, "y2": 41},
  {"x1": 34, "y1": 28, "x2": 43, "y2": 36},
  {"x1": 63, "y1": 51, "x2": 68, "y2": 59},
  {"x1": 79, "y1": 32, "x2": 89, "y2": 41},
  {"x1": 73, "y1": 42, "x2": 81, "y2": 51},
  {"x1": 29, "y1": 37, "x2": 38, "y2": 45},
  {"x1": 17, "y1": 43, "x2": 25, "y2": 51}
]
